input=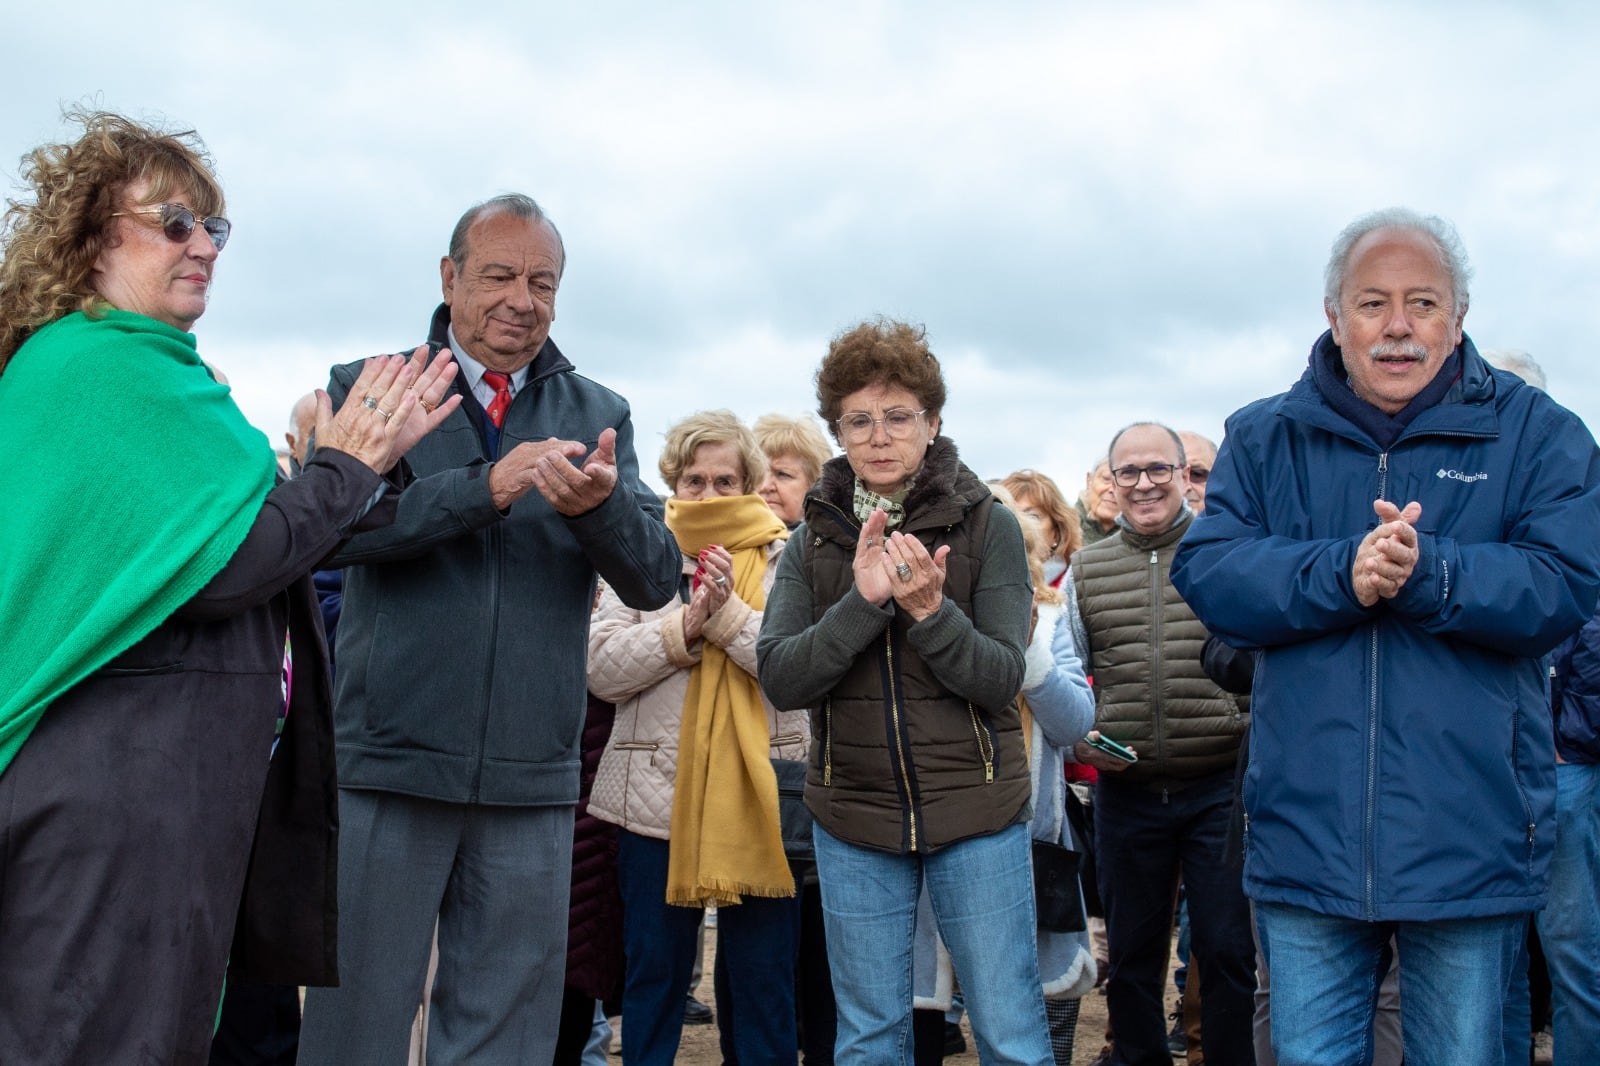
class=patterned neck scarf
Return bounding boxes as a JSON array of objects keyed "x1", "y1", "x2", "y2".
[{"x1": 852, "y1": 477, "x2": 914, "y2": 532}]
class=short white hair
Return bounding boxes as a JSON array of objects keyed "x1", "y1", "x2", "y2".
[
  {"x1": 1481, "y1": 348, "x2": 1547, "y2": 390},
  {"x1": 1325, "y1": 207, "x2": 1472, "y2": 314}
]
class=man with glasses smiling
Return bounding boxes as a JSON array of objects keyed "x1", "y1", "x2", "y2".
[{"x1": 1063, "y1": 421, "x2": 1255, "y2": 1066}]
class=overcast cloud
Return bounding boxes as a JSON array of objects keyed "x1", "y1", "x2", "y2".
[{"x1": 9, "y1": 1, "x2": 1599, "y2": 492}]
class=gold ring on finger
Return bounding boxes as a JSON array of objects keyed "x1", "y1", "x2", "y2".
[{"x1": 376, "y1": 406, "x2": 395, "y2": 422}]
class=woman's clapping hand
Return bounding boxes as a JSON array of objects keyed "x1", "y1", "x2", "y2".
[{"x1": 315, "y1": 346, "x2": 461, "y2": 474}]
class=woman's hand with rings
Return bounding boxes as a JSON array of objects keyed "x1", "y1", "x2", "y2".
[
  {"x1": 389, "y1": 347, "x2": 462, "y2": 458},
  {"x1": 682, "y1": 545, "x2": 733, "y2": 641},
  {"x1": 315, "y1": 346, "x2": 462, "y2": 474},
  {"x1": 852, "y1": 508, "x2": 893, "y2": 607},
  {"x1": 698, "y1": 545, "x2": 734, "y2": 611},
  {"x1": 885, "y1": 530, "x2": 949, "y2": 622},
  {"x1": 314, "y1": 353, "x2": 416, "y2": 473}
]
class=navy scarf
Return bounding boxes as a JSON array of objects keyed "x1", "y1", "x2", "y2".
[{"x1": 1310, "y1": 329, "x2": 1461, "y2": 449}]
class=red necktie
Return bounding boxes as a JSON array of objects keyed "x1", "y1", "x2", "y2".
[{"x1": 482, "y1": 370, "x2": 512, "y2": 429}]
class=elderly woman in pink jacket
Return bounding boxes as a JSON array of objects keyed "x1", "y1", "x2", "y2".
[{"x1": 588, "y1": 409, "x2": 809, "y2": 1065}]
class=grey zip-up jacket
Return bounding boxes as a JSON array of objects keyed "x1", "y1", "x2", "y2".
[{"x1": 326, "y1": 306, "x2": 679, "y2": 806}]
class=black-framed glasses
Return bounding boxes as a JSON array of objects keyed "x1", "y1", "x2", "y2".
[
  {"x1": 1188, "y1": 465, "x2": 1210, "y2": 483},
  {"x1": 111, "y1": 203, "x2": 231, "y2": 251},
  {"x1": 835, "y1": 408, "x2": 926, "y2": 443},
  {"x1": 1111, "y1": 463, "x2": 1179, "y2": 488}
]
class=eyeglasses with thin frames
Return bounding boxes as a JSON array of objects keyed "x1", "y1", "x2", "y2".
[
  {"x1": 110, "y1": 203, "x2": 232, "y2": 251},
  {"x1": 1111, "y1": 463, "x2": 1180, "y2": 488},
  {"x1": 835, "y1": 408, "x2": 926, "y2": 444}
]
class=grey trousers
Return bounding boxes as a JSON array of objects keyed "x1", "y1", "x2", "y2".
[{"x1": 298, "y1": 790, "x2": 574, "y2": 1065}]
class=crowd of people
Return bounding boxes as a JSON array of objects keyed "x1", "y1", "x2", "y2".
[{"x1": 2, "y1": 110, "x2": 1598, "y2": 1066}]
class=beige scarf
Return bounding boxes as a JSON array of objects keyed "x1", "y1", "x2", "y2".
[{"x1": 665, "y1": 494, "x2": 794, "y2": 906}]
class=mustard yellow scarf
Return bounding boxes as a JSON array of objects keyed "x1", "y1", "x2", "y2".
[{"x1": 665, "y1": 494, "x2": 792, "y2": 906}]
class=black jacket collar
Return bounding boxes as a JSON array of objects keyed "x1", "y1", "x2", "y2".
[{"x1": 425, "y1": 303, "x2": 573, "y2": 387}]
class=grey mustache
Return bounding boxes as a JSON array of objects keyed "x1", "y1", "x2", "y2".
[{"x1": 1368, "y1": 342, "x2": 1428, "y2": 360}]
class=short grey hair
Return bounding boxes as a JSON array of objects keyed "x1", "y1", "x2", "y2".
[
  {"x1": 1481, "y1": 348, "x2": 1547, "y2": 390},
  {"x1": 1324, "y1": 207, "x2": 1472, "y2": 315},
  {"x1": 448, "y1": 193, "x2": 566, "y2": 278}
]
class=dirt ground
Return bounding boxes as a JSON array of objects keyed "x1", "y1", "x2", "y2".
[
  {"x1": 631, "y1": 921, "x2": 1124, "y2": 1065},
  {"x1": 625, "y1": 926, "x2": 1558, "y2": 1065}
]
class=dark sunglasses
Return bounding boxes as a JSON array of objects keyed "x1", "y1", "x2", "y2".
[{"x1": 111, "y1": 203, "x2": 231, "y2": 251}]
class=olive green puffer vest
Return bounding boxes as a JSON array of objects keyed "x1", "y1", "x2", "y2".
[
  {"x1": 1072, "y1": 510, "x2": 1245, "y2": 788},
  {"x1": 801, "y1": 442, "x2": 1030, "y2": 853}
]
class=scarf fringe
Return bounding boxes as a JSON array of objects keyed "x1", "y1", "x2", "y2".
[{"x1": 665, "y1": 875, "x2": 797, "y2": 909}]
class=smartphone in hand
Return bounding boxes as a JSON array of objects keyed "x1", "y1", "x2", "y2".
[{"x1": 1086, "y1": 732, "x2": 1138, "y2": 763}]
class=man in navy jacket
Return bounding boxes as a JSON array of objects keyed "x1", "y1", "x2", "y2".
[{"x1": 1172, "y1": 208, "x2": 1600, "y2": 1065}]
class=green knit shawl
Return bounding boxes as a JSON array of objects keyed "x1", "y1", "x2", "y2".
[{"x1": 0, "y1": 310, "x2": 276, "y2": 776}]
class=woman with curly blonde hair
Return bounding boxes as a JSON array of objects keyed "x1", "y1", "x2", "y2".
[{"x1": 0, "y1": 110, "x2": 459, "y2": 1064}]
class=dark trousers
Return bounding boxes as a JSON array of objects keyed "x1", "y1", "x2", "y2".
[
  {"x1": 718, "y1": 878, "x2": 835, "y2": 1066},
  {"x1": 1096, "y1": 770, "x2": 1255, "y2": 1066},
  {"x1": 618, "y1": 830, "x2": 800, "y2": 1065},
  {"x1": 797, "y1": 881, "x2": 837, "y2": 1065},
  {"x1": 551, "y1": 985, "x2": 599, "y2": 1066},
  {"x1": 209, "y1": 982, "x2": 300, "y2": 1066}
]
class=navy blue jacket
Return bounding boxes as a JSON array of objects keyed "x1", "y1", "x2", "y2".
[
  {"x1": 1172, "y1": 334, "x2": 1600, "y2": 921},
  {"x1": 1552, "y1": 609, "x2": 1600, "y2": 764}
]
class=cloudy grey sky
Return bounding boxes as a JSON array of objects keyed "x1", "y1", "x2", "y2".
[{"x1": 10, "y1": 1, "x2": 1599, "y2": 493}]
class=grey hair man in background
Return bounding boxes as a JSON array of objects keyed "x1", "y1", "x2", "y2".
[
  {"x1": 1177, "y1": 431, "x2": 1218, "y2": 515},
  {"x1": 1483, "y1": 348, "x2": 1600, "y2": 1065}
]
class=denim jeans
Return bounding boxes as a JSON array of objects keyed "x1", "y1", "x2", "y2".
[
  {"x1": 1256, "y1": 900, "x2": 1525, "y2": 1066},
  {"x1": 1095, "y1": 771, "x2": 1256, "y2": 1066},
  {"x1": 616, "y1": 831, "x2": 800, "y2": 1066},
  {"x1": 1249, "y1": 901, "x2": 1403, "y2": 1066},
  {"x1": 1503, "y1": 760, "x2": 1600, "y2": 1066},
  {"x1": 813, "y1": 821, "x2": 1052, "y2": 1066}
]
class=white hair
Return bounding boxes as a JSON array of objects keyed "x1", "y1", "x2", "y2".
[
  {"x1": 1324, "y1": 207, "x2": 1472, "y2": 314},
  {"x1": 1481, "y1": 348, "x2": 1547, "y2": 390}
]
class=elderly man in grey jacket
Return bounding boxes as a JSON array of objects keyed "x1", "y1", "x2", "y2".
[{"x1": 299, "y1": 195, "x2": 679, "y2": 1064}]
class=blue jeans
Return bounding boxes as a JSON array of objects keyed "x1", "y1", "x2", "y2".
[
  {"x1": 617, "y1": 831, "x2": 800, "y2": 1066},
  {"x1": 1503, "y1": 761, "x2": 1600, "y2": 1065},
  {"x1": 813, "y1": 821, "x2": 1051, "y2": 1066},
  {"x1": 1256, "y1": 900, "x2": 1525, "y2": 1066},
  {"x1": 1095, "y1": 771, "x2": 1256, "y2": 1066}
]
